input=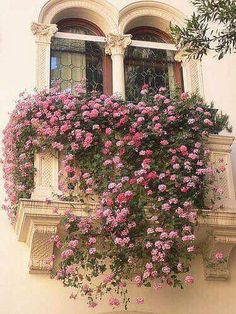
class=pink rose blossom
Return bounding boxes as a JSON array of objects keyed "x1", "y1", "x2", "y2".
[
  {"x1": 184, "y1": 275, "x2": 194, "y2": 284},
  {"x1": 215, "y1": 251, "x2": 224, "y2": 261},
  {"x1": 136, "y1": 297, "x2": 144, "y2": 304}
]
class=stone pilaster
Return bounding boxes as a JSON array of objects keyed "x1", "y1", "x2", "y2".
[
  {"x1": 207, "y1": 135, "x2": 236, "y2": 211},
  {"x1": 31, "y1": 151, "x2": 60, "y2": 201},
  {"x1": 31, "y1": 22, "x2": 58, "y2": 90}
]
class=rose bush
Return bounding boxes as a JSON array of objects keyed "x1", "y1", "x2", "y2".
[{"x1": 2, "y1": 84, "x2": 231, "y2": 308}]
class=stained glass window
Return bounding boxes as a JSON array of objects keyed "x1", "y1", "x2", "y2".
[
  {"x1": 50, "y1": 24, "x2": 104, "y2": 93},
  {"x1": 125, "y1": 29, "x2": 181, "y2": 100}
]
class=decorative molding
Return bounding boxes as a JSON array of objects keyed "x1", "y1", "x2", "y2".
[
  {"x1": 208, "y1": 135, "x2": 235, "y2": 152},
  {"x1": 105, "y1": 33, "x2": 132, "y2": 55},
  {"x1": 119, "y1": 5, "x2": 185, "y2": 34},
  {"x1": 39, "y1": 0, "x2": 118, "y2": 34}
]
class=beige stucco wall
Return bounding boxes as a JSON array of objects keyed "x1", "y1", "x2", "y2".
[
  {"x1": 1, "y1": 210, "x2": 236, "y2": 314},
  {"x1": 0, "y1": 1, "x2": 236, "y2": 313}
]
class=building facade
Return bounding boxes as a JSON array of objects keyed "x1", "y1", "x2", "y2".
[{"x1": 0, "y1": 1, "x2": 236, "y2": 313}]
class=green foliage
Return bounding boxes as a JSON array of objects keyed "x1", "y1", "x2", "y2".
[{"x1": 171, "y1": 0, "x2": 236, "y2": 59}]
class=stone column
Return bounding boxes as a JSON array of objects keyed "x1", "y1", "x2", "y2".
[
  {"x1": 105, "y1": 34, "x2": 132, "y2": 99},
  {"x1": 31, "y1": 22, "x2": 58, "y2": 90}
]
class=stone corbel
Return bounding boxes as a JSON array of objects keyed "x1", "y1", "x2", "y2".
[
  {"x1": 28, "y1": 222, "x2": 58, "y2": 273},
  {"x1": 15, "y1": 199, "x2": 96, "y2": 273},
  {"x1": 200, "y1": 211, "x2": 236, "y2": 280},
  {"x1": 31, "y1": 22, "x2": 58, "y2": 90}
]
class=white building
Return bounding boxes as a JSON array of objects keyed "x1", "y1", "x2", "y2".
[{"x1": 0, "y1": 1, "x2": 236, "y2": 313}]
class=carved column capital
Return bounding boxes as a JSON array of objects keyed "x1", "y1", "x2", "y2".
[
  {"x1": 105, "y1": 33, "x2": 132, "y2": 55},
  {"x1": 31, "y1": 22, "x2": 58, "y2": 44}
]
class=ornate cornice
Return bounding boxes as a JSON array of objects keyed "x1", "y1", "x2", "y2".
[
  {"x1": 208, "y1": 135, "x2": 235, "y2": 153},
  {"x1": 39, "y1": 0, "x2": 118, "y2": 33},
  {"x1": 105, "y1": 33, "x2": 132, "y2": 55}
]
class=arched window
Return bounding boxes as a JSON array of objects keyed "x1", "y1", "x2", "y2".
[
  {"x1": 50, "y1": 18, "x2": 112, "y2": 94},
  {"x1": 125, "y1": 27, "x2": 183, "y2": 100}
]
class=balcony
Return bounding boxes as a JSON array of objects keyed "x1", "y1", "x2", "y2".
[{"x1": 15, "y1": 135, "x2": 236, "y2": 279}]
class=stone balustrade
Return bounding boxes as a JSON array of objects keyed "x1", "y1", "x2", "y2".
[{"x1": 15, "y1": 135, "x2": 236, "y2": 278}]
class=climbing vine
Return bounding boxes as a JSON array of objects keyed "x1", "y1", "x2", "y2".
[{"x1": 2, "y1": 84, "x2": 231, "y2": 308}]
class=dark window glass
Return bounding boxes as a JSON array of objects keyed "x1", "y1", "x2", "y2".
[
  {"x1": 50, "y1": 25, "x2": 104, "y2": 93},
  {"x1": 125, "y1": 31, "x2": 179, "y2": 100}
]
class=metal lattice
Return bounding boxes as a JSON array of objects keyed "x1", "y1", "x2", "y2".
[
  {"x1": 125, "y1": 33, "x2": 176, "y2": 100},
  {"x1": 50, "y1": 25, "x2": 104, "y2": 93}
]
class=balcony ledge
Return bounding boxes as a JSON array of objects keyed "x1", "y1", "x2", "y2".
[
  {"x1": 14, "y1": 134, "x2": 236, "y2": 278},
  {"x1": 15, "y1": 199, "x2": 236, "y2": 279}
]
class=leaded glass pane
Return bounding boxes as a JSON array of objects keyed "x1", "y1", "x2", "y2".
[
  {"x1": 125, "y1": 46, "x2": 176, "y2": 100},
  {"x1": 125, "y1": 32, "x2": 176, "y2": 101},
  {"x1": 50, "y1": 37, "x2": 104, "y2": 93}
]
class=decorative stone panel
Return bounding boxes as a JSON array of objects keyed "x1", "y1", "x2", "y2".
[
  {"x1": 207, "y1": 135, "x2": 236, "y2": 211},
  {"x1": 31, "y1": 150, "x2": 61, "y2": 201},
  {"x1": 174, "y1": 49, "x2": 204, "y2": 95}
]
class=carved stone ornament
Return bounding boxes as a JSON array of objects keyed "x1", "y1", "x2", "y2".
[
  {"x1": 31, "y1": 22, "x2": 58, "y2": 43},
  {"x1": 105, "y1": 33, "x2": 132, "y2": 55},
  {"x1": 200, "y1": 211, "x2": 236, "y2": 281},
  {"x1": 15, "y1": 199, "x2": 97, "y2": 273}
]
